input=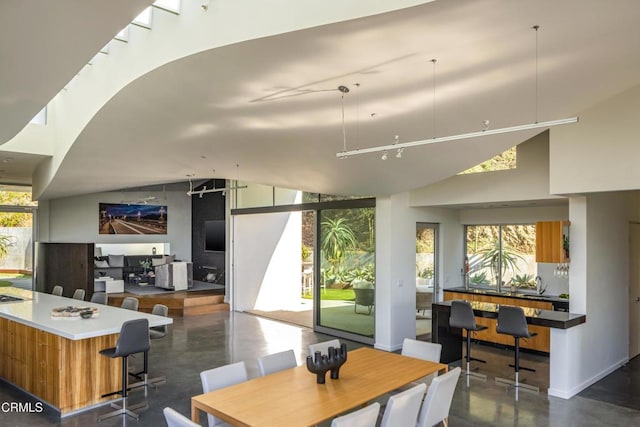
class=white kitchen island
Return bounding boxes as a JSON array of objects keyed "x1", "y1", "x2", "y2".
[{"x1": 0, "y1": 287, "x2": 172, "y2": 415}]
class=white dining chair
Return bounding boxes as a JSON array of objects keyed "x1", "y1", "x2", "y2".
[
  {"x1": 200, "y1": 361, "x2": 249, "y2": 427},
  {"x1": 330, "y1": 402, "x2": 380, "y2": 427},
  {"x1": 308, "y1": 339, "x2": 341, "y2": 357},
  {"x1": 163, "y1": 407, "x2": 200, "y2": 427},
  {"x1": 257, "y1": 349, "x2": 297, "y2": 376},
  {"x1": 51, "y1": 285, "x2": 63, "y2": 296},
  {"x1": 402, "y1": 338, "x2": 442, "y2": 362},
  {"x1": 401, "y1": 338, "x2": 442, "y2": 387},
  {"x1": 380, "y1": 382, "x2": 426, "y2": 427},
  {"x1": 416, "y1": 367, "x2": 461, "y2": 427}
]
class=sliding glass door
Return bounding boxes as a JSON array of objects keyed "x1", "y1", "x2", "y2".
[{"x1": 316, "y1": 207, "x2": 375, "y2": 342}]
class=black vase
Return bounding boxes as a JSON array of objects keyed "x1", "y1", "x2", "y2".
[{"x1": 305, "y1": 343, "x2": 348, "y2": 384}]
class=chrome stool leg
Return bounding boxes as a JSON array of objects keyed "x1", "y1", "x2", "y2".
[
  {"x1": 99, "y1": 356, "x2": 148, "y2": 422},
  {"x1": 495, "y1": 337, "x2": 539, "y2": 397}
]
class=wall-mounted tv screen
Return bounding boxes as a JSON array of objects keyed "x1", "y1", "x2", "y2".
[{"x1": 205, "y1": 220, "x2": 225, "y2": 252}]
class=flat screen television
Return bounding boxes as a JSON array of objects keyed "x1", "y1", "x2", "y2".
[{"x1": 205, "y1": 220, "x2": 225, "y2": 252}]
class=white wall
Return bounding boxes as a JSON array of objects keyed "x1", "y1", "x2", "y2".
[
  {"x1": 459, "y1": 205, "x2": 568, "y2": 225},
  {"x1": 549, "y1": 192, "x2": 632, "y2": 398},
  {"x1": 375, "y1": 192, "x2": 462, "y2": 351},
  {"x1": 410, "y1": 132, "x2": 565, "y2": 207},
  {"x1": 550, "y1": 84, "x2": 640, "y2": 195},
  {"x1": 41, "y1": 189, "x2": 192, "y2": 261},
  {"x1": 254, "y1": 210, "x2": 302, "y2": 311},
  {"x1": 96, "y1": 243, "x2": 170, "y2": 256},
  {"x1": 232, "y1": 187, "x2": 302, "y2": 311},
  {"x1": 232, "y1": 211, "x2": 301, "y2": 311}
]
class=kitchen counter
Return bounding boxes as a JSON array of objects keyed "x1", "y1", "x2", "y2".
[
  {"x1": 441, "y1": 288, "x2": 582, "y2": 354},
  {"x1": 433, "y1": 300, "x2": 585, "y2": 330},
  {"x1": 0, "y1": 287, "x2": 172, "y2": 415},
  {"x1": 0, "y1": 287, "x2": 171, "y2": 340},
  {"x1": 444, "y1": 286, "x2": 569, "y2": 306},
  {"x1": 433, "y1": 300, "x2": 585, "y2": 364}
]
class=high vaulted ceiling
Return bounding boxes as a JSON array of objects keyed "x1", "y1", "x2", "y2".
[{"x1": 3, "y1": 1, "x2": 640, "y2": 199}]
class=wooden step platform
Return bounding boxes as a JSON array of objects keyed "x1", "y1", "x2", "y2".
[{"x1": 106, "y1": 289, "x2": 228, "y2": 317}]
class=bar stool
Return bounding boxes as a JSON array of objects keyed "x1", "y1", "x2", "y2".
[
  {"x1": 449, "y1": 300, "x2": 487, "y2": 381},
  {"x1": 130, "y1": 304, "x2": 168, "y2": 391},
  {"x1": 495, "y1": 305, "x2": 539, "y2": 394},
  {"x1": 98, "y1": 318, "x2": 150, "y2": 421}
]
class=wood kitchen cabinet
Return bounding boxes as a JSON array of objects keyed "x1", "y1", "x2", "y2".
[
  {"x1": 535, "y1": 220, "x2": 570, "y2": 263},
  {"x1": 35, "y1": 242, "x2": 95, "y2": 297}
]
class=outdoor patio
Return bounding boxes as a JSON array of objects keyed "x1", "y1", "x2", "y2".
[{"x1": 248, "y1": 298, "x2": 431, "y2": 340}]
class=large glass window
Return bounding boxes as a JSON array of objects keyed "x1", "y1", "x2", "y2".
[
  {"x1": 465, "y1": 224, "x2": 536, "y2": 292},
  {"x1": 0, "y1": 191, "x2": 37, "y2": 290}
]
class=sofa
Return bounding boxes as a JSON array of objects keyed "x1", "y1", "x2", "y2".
[{"x1": 94, "y1": 254, "x2": 166, "y2": 280}]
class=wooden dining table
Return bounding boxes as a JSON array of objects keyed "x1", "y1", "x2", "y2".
[{"x1": 191, "y1": 347, "x2": 448, "y2": 427}]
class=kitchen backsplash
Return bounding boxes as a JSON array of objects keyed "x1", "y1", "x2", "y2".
[{"x1": 536, "y1": 263, "x2": 570, "y2": 296}]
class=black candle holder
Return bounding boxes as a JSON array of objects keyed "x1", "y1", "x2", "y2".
[{"x1": 305, "y1": 343, "x2": 348, "y2": 384}]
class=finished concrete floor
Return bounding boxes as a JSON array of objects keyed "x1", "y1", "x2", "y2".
[{"x1": 0, "y1": 311, "x2": 639, "y2": 426}]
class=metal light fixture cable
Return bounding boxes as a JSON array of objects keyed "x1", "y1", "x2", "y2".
[
  {"x1": 533, "y1": 25, "x2": 539, "y2": 124},
  {"x1": 335, "y1": 27, "x2": 578, "y2": 159},
  {"x1": 338, "y1": 85, "x2": 350, "y2": 158},
  {"x1": 431, "y1": 58, "x2": 437, "y2": 139}
]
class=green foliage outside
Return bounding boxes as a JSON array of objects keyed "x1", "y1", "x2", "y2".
[
  {"x1": 321, "y1": 217, "x2": 357, "y2": 270},
  {"x1": 319, "y1": 208, "x2": 375, "y2": 290},
  {"x1": 416, "y1": 227, "x2": 434, "y2": 253},
  {"x1": 460, "y1": 146, "x2": 517, "y2": 174},
  {"x1": 475, "y1": 240, "x2": 526, "y2": 284},
  {"x1": 510, "y1": 273, "x2": 536, "y2": 289},
  {"x1": 320, "y1": 208, "x2": 375, "y2": 253},
  {"x1": 0, "y1": 191, "x2": 36, "y2": 227},
  {"x1": 417, "y1": 265, "x2": 434, "y2": 279},
  {"x1": 467, "y1": 224, "x2": 536, "y2": 255},
  {"x1": 470, "y1": 271, "x2": 489, "y2": 285},
  {"x1": 303, "y1": 288, "x2": 355, "y2": 301},
  {"x1": 301, "y1": 245, "x2": 311, "y2": 261},
  {"x1": 466, "y1": 224, "x2": 536, "y2": 289}
]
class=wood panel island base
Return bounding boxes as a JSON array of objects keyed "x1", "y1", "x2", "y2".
[
  {"x1": 0, "y1": 288, "x2": 172, "y2": 416},
  {"x1": 0, "y1": 319, "x2": 120, "y2": 413}
]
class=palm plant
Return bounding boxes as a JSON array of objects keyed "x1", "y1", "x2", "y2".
[
  {"x1": 510, "y1": 273, "x2": 536, "y2": 288},
  {"x1": 321, "y1": 218, "x2": 357, "y2": 273},
  {"x1": 0, "y1": 235, "x2": 15, "y2": 259},
  {"x1": 476, "y1": 240, "x2": 525, "y2": 284}
]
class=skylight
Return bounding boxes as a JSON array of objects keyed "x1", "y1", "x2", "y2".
[{"x1": 459, "y1": 146, "x2": 516, "y2": 174}]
